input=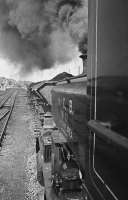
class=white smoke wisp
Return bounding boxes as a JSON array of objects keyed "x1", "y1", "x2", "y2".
[
  {"x1": 0, "y1": 0, "x2": 88, "y2": 77},
  {"x1": 50, "y1": 29, "x2": 80, "y2": 64}
]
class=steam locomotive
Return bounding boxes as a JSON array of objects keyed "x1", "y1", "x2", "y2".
[{"x1": 29, "y1": 0, "x2": 128, "y2": 200}]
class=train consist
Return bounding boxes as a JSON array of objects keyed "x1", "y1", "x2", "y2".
[{"x1": 29, "y1": 0, "x2": 128, "y2": 200}]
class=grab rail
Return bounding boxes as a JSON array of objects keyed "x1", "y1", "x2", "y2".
[{"x1": 88, "y1": 120, "x2": 128, "y2": 150}]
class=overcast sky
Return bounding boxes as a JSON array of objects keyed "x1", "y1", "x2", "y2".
[
  {"x1": 0, "y1": 0, "x2": 87, "y2": 81},
  {"x1": 0, "y1": 56, "x2": 83, "y2": 82}
]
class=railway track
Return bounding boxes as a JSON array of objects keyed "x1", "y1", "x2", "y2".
[
  {"x1": 0, "y1": 89, "x2": 17, "y2": 146},
  {"x1": 0, "y1": 90, "x2": 15, "y2": 108}
]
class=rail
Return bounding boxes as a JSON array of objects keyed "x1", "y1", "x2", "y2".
[
  {"x1": 0, "y1": 91, "x2": 17, "y2": 146},
  {"x1": 0, "y1": 90, "x2": 14, "y2": 108},
  {"x1": 0, "y1": 109, "x2": 10, "y2": 120}
]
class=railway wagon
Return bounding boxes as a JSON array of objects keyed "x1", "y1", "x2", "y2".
[{"x1": 51, "y1": 75, "x2": 89, "y2": 178}]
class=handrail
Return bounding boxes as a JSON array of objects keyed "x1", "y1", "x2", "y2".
[{"x1": 88, "y1": 120, "x2": 128, "y2": 150}]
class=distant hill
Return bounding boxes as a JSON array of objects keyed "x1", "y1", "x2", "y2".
[{"x1": 51, "y1": 72, "x2": 73, "y2": 81}]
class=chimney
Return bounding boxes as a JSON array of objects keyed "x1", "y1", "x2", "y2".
[{"x1": 79, "y1": 52, "x2": 87, "y2": 74}]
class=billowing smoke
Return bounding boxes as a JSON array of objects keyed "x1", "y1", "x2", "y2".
[{"x1": 0, "y1": 0, "x2": 88, "y2": 76}]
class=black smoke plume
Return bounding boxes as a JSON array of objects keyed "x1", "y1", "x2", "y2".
[{"x1": 0, "y1": 0, "x2": 88, "y2": 76}]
